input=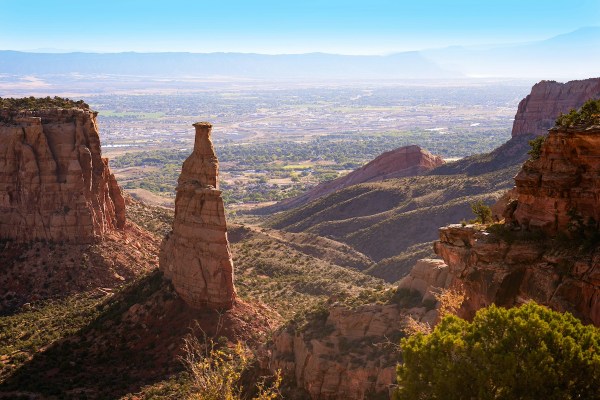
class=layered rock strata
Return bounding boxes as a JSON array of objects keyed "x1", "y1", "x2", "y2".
[
  {"x1": 0, "y1": 107, "x2": 125, "y2": 243},
  {"x1": 512, "y1": 125, "x2": 600, "y2": 233},
  {"x1": 433, "y1": 224, "x2": 600, "y2": 326},
  {"x1": 511, "y1": 78, "x2": 600, "y2": 137},
  {"x1": 159, "y1": 122, "x2": 236, "y2": 310}
]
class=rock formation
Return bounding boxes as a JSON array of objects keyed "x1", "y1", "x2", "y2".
[
  {"x1": 511, "y1": 78, "x2": 600, "y2": 137},
  {"x1": 432, "y1": 223, "x2": 600, "y2": 326},
  {"x1": 422, "y1": 121, "x2": 600, "y2": 326},
  {"x1": 270, "y1": 145, "x2": 444, "y2": 211},
  {"x1": 159, "y1": 122, "x2": 236, "y2": 310},
  {"x1": 512, "y1": 125, "x2": 600, "y2": 233},
  {"x1": 0, "y1": 106, "x2": 125, "y2": 243},
  {"x1": 270, "y1": 302, "x2": 405, "y2": 399}
]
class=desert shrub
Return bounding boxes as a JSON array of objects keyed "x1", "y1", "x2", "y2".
[
  {"x1": 470, "y1": 200, "x2": 492, "y2": 224},
  {"x1": 555, "y1": 98, "x2": 600, "y2": 128},
  {"x1": 395, "y1": 302, "x2": 600, "y2": 400},
  {"x1": 0, "y1": 96, "x2": 88, "y2": 111},
  {"x1": 565, "y1": 208, "x2": 600, "y2": 250},
  {"x1": 181, "y1": 336, "x2": 280, "y2": 400},
  {"x1": 389, "y1": 288, "x2": 423, "y2": 308},
  {"x1": 527, "y1": 135, "x2": 546, "y2": 160}
]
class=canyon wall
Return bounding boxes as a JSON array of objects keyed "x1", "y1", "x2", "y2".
[
  {"x1": 159, "y1": 122, "x2": 236, "y2": 310},
  {"x1": 511, "y1": 78, "x2": 600, "y2": 137},
  {"x1": 433, "y1": 224, "x2": 600, "y2": 326},
  {"x1": 512, "y1": 125, "x2": 600, "y2": 233},
  {"x1": 0, "y1": 107, "x2": 125, "y2": 243},
  {"x1": 431, "y1": 122, "x2": 600, "y2": 326}
]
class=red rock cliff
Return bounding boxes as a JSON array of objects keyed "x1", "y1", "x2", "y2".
[
  {"x1": 513, "y1": 125, "x2": 600, "y2": 233},
  {"x1": 511, "y1": 78, "x2": 600, "y2": 137},
  {"x1": 159, "y1": 122, "x2": 236, "y2": 310},
  {"x1": 0, "y1": 107, "x2": 125, "y2": 243},
  {"x1": 432, "y1": 224, "x2": 600, "y2": 326}
]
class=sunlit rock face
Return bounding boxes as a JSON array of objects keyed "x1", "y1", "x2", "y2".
[
  {"x1": 159, "y1": 122, "x2": 236, "y2": 310},
  {"x1": 0, "y1": 107, "x2": 125, "y2": 243},
  {"x1": 513, "y1": 125, "x2": 600, "y2": 233},
  {"x1": 511, "y1": 78, "x2": 600, "y2": 137}
]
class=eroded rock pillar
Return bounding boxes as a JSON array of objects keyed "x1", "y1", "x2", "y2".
[{"x1": 159, "y1": 122, "x2": 236, "y2": 309}]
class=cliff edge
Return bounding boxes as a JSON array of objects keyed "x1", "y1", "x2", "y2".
[{"x1": 511, "y1": 78, "x2": 600, "y2": 137}]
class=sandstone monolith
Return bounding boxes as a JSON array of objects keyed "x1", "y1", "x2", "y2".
[
  {"x1": 159, "y1": 122, "x2": 236, "y2": 309},
  {"x1": 0, "y1": 107, "x2": 125, "y2": 243}
]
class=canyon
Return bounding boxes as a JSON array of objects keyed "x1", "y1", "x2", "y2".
[
  {"x1": 2, "y1": 78, "x2": 600, "y2": 399},
  {"x1": 266, "y1": 83, "x2": 600, "y2": 399}
]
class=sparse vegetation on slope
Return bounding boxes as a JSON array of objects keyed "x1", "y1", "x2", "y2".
[
  {"x1": 230, "y1": 225, "x2": 385, "y2": 319},
  {"x1": 0, "y1": 269, "x2": 276, "y2": 399},
  {"x1": 266, "y1": 166, "x2": 518, "y2": 282}
]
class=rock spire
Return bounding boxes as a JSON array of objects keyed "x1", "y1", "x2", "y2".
[{"x1": 159, "y1": 122, "x2": 236, "y2": 309}]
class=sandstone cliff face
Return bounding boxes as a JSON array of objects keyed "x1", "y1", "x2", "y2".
[
  {"x1": 272, "y1": 145, "x2": 444, "y2": 211},
  {"x1": 512, "y1": 125, "x2": 600, "y2": 233},
  {"x1": 270, "y1": 303, "x2": 404, "y2": 400},
  {"x1": 159, "y1": 122, "x2": 236, "y2": 310},
  {"x1": 511, "y1": 78, "x2": 600, "y2": 137},
  {"x1": 433, "y1": 224, "x2": 600, "y2": 326},
  {"x1": 0, "y1": 108, "x2": 125, "y2": 243}
]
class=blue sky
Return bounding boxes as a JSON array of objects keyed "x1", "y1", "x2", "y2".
[{"x1": 1, "y1": 0, "x2": 598, "y2": 54}]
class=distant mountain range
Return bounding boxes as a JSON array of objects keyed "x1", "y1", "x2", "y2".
[
  {"x1": 423, "y1": 27, "x2": 600, "y2": 79},
  {"x1": 0, "y1": 50, "x2": 457, "y2": 80},
  {"x1": 0, "y1": 27, "x2": 598, "y2": 80}
]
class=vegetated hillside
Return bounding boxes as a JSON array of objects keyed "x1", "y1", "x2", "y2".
[
  {"x1": 267, "y1": 145, "x2": 445, "y2": 212},
  {"x1": 0, "y1": 224, "x2": 160, "y2": 314},
  {"x1": 430, "y1": 134, "x2": 534, "y2": 176},
  {"x1": 230, "y1": 225, "x2": 385, "y2": 319},
  {"x1": 266, "y1": 139, "x2": 526, "y2": 283},
  {"x1": 0, "y1": 270, "x2": 277, "y2": 399}
]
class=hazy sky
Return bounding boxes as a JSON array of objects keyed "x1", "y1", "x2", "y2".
[{"x1": 1, "y1": 0, "x2": 599, "y2": 54}]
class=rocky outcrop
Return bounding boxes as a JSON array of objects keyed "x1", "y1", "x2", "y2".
[
  {"x1": 0, "y1": 107, "x2": 125, "y2": 243},
  {"x1": 271, "y1": 145, "x2": 444, "y2": 211},
  {"x1": 511, "y1": 78, "x2": 600, "y2": 137},
  {"x1": 433, "y1": 224, "x2": 600, "y2": 326},
  {"x1": 396, "y1": 258, "x2": 451, "y2": 324},
  {"x1": 512, "y1": 125, "x2": 600, "y2": 233},
  {"x1": 270, "y1": 302, "x2": 406, "y2": 400},
  {"x1": 159, "y1": 122, "x2": 236, "y2": 310}
]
